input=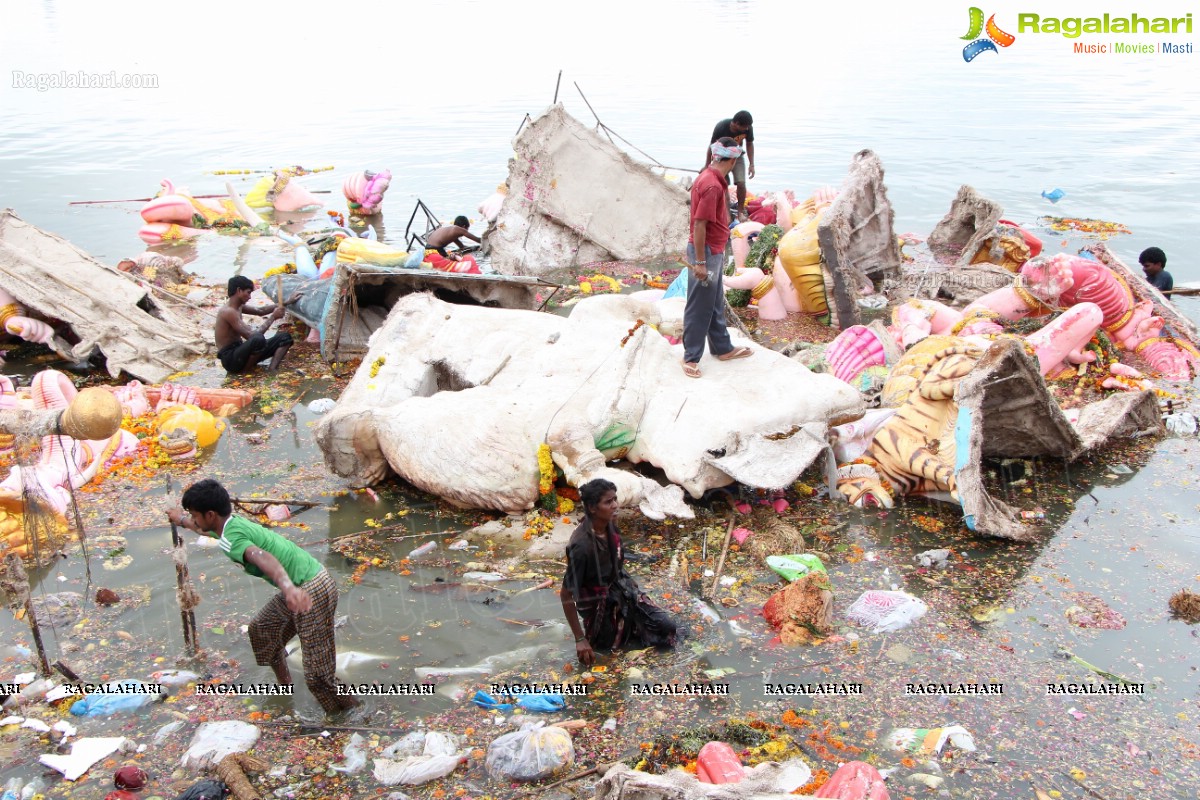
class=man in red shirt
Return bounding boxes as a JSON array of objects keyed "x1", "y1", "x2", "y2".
[{"x1": 683, "y1": 137, "x2": 754, "y2": 379}]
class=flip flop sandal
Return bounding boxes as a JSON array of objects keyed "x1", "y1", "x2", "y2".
[
  {"x1": 682, "y1": 361, "x2": 702, "y2": 378},
  {"x1": 717, "y1": 347, "x2": 753, "y2": 361}
]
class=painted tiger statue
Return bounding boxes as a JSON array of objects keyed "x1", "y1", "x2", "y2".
[{"x1": 837, "y1": 335, "x2": 984, "y2": 508}]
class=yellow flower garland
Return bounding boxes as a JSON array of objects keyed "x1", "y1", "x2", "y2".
[
  {"x1": 537, "y1": 443, "x2": 555, "y2": 495},
  {"x1": 369, "y1": 356, "x2": 386, "y2": 378}
]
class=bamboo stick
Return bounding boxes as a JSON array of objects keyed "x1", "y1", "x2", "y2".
[
  {"x1": 709, "y1": 516, "x2": 736, "y2": 596},
  {"x1": 4, "y1": 554, "x2": 51, "y2": 677},
  {"x1": 69, "y1": 191, "x2": 332, "y2": 205},
  {"x1": 168, "y1": 518, "x2": 199, "y2": 656},
  {"x1": 230, "y1": 497, "x2": 321, "y2": 508}
]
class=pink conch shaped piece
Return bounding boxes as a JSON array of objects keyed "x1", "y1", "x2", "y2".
[
  {"x1": 272, "y1": 180, "x2": 322, "y2": 213},
  {"x1": 730, "y1": 221, "x2": 764, "y2": 269},
  {"x1": 138, "y1": 223, "x2": 206, "y2": 244},
  {"x1": 140, "y1": 180, "x2": 196, "y2": 224},
  {"x1": 1023, "y1": 302, "x2": 1104, "y2": 376},
  {"x1": 826, "y1": 325, "x2": 887, "y2": 383}
]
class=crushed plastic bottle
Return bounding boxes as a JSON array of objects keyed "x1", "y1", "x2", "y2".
[
  {"x1": 19, "y1": 777, "x2": 45, "y2": 800},
  {"x1": 692, "y1": 598, "x2": 721, "y2": 624},
  {"x1": 408, "y1": 541, "x2": 437, "y2": 558},
  {"x1": 2, "y1": 777, "x2": 22, "y2": 800}
]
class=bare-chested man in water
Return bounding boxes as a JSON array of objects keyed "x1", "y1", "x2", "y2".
[
  {"x1": 216, "y1": 276, "x2": 295, "y2": 374},
  {"x1": 423, "y1": 215, "x2": 480, "y2": 259}
]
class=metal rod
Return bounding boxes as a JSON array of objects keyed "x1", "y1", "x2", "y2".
[
  {"x1": 552, "y1": 70, "x2": 562, "y2": 104},
  {"x1": 574, "y1": 81, "x2": 604, "y2": 127}
]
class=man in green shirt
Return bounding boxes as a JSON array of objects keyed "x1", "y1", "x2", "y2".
[{"x1": 168, "y1": 479, "x2": 359, "y2": 716}]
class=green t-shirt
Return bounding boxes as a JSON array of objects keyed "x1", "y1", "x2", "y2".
[{"x1": 218, "y1": 515, "x2": 321, "y2": 588}]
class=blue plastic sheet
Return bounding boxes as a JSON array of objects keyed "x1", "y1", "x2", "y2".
[{"x1": 69, "y1": 681, "x2": 162, "y2": 716}]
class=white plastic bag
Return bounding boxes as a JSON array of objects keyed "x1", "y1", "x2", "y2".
[
  {"x1": 372, "y1": 755, "x2": 465, "y2": 786},
  {"x1": 332, "y1": 732, "x2": 367, "y2": 774},
  {"x1": 381, "y1": 731, "x2": 427, "y2": 760},
  {"x1": 422, "y1": 731, "x2": 461, "y2": 757},
  {"x1": 485, "y1": 722, "x2": 574, "y2": 782},
  {"x1": 181, "y1": 720, "x2": 260, "y2": 771},
  {"x1": 40, "y1": 736, "x2": 132, "y2": 780},
  {"x1": 846, "y1": 590, "x2": 928, "y2": 633},
  {"x1": 308, "y1": 398, "x2": 337, "y2": 414}
]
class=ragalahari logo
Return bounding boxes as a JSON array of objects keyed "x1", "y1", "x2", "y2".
[{"x1": 961, "y1": 7, "x2": 1016, "y2": 61}]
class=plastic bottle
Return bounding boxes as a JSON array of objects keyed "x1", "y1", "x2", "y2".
[
  {"x1": 2, "y1": 777, "x2": 23, "y2": 800},
  {"x1": 409, "y1": 541, "x2": 437, "y2": 558},
  {"x1": 20, "y1": 778, "x2": 45, "y2": 800}
]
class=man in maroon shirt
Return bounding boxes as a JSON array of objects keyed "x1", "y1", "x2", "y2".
[{"x1": 682, "y1": 137, "x2": 754, "y2": 379}]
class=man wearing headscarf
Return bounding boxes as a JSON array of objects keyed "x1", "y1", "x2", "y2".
[{"x1": 681, "y1": 137, "x2": 754, "y2": 379}]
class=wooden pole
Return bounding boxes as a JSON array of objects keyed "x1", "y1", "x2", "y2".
[
  {"x1": 69, "y1": 191, "x2": 331, "y2": 205},
  {"x1": 168, "y1": 518, "x2": 199, "y2": 656},
  {"x1": 4, "y1": 554, "x2": 52, "y2": 677},
  {"x1": 230, "y1": 497, "x2": 321, "y2": 509},
  {"x1": 709, "y1": 516, "x2": 736, "y2": 596}
]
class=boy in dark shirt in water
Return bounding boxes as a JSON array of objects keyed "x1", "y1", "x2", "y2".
[{"x1": 1139, "y1": 246, "x2": 1173, "y2": 294}]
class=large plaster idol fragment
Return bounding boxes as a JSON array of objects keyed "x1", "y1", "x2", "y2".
[
  {"x1": 484, "y1": 105, "x2": 689, "y2": 276},
  {"x1": 817, "y1": 150, "x2": 902, "y2": 328},
  {"x1": 0, "y1": 210, "x2": 206, "y2": 383},
  {"x1": 315, "y1": 293, "x2": 864, "y2": 519},
  {"x1": 927, "y1": 185, "x2": 1004, "y2": 264}
]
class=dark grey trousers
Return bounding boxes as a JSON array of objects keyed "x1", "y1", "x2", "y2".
[{"x1": 683, "y1": 243, "x2": 734, "y2": 364}]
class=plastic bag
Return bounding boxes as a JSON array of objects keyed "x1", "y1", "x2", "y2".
[
  {"x1": 471, "y1": 690, "x2": 513, "y2": 713},
  {"x1": 846, "y1": 590, "x2": 928, "y2": 633},
  {"x1": 372, "y1": 755, "x2": 465, "y2": 786},
  {"x1": 171, "y1": 779, "x2": 230, "y2": 800},
  {"x1": 180, "y1": 721, "x2": 260, "y2": 771},
  {"x1": 332, "y1": 732, "x2": 367, "y2": 774},
  {"x1": 69, "y1": 682, "x2": 163, "y2": 717},
  {"x1": 514, "y1": 693, "x2": 566, "y2": 713},
  {"x1": 422, "y1": 731, "x2": 461, "y2": 757},
  {"x1": 765, "y1": 554, "x2": 827, "y2": 582},
  {"x1": 39, "y1": 736, "x2": 132, "y2": 780},
  {"x1": 885, "y1": 725, "x2": 976, "y2": 755},
  {"x1": 485, "y1": 722, "x2": 574, "y2": 782},
  {"x1": 307, "y1": 398, "x2": 337, "y2": 414},
  {"x1": 1165, "y1": 412, "x2": 1198, "y2": 436},
  {"x1": 381, "y1": 731, "x2": 428, "y2": 760}
]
